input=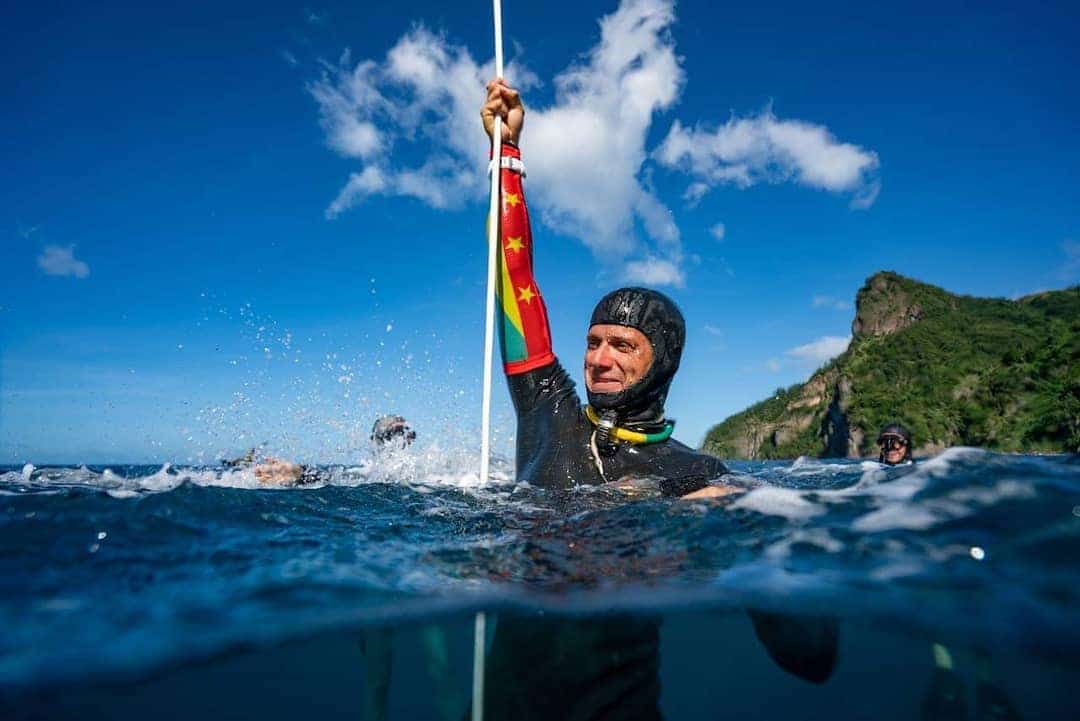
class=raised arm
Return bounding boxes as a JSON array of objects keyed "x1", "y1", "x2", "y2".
[{"x1": 482, "y1": 80, "x2": 555, "y2": 376}]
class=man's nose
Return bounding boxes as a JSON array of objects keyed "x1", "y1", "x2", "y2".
[{"x1": 587, "y1": 343, "x2": 613, "y2": 367}]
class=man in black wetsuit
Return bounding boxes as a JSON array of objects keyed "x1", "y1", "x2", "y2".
[{"x1": 481, "y1": 79, "x2": 735, "y2": 499}]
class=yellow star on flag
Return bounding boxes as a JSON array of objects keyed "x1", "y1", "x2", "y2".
[
  {"x1": 505, "y1": 236, "x2": 524, "y2": 252},
  {"x1": 504, "y1": 192, "x2": 521, "y2": 207},
  {"x1": 517, "y1": 285, "x2": 536, "y2": 304}
]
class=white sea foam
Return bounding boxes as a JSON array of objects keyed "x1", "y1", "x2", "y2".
[
  {"x1": 782, "y1": 456, "x2": 864, "y2": 477},
  {"x1": 2, "y1": 443, "x2": 517, "y2": 497},
  {"x1": 730, "y1": 486, "x2": 825, "y2": 520},
  {"x1": 918, "y1": 446, "x2": 990, "y2": 476},
  {"x1": 764, "y1": 528, "x2": 844, "y2": 559},
  {"x1": 948, "y1": 480, "x2": 1035, "y2": 505},
  {"x1": 852, "y1": 503, "x2": 942, "y2": 532}
]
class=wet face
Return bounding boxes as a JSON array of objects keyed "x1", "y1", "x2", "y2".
[
  {"x1": 879, "y1": 435, "x2": 908, "y2": 464},
  {"x1": 584, "y1": 324, "x2": 654, "y2": 395}
]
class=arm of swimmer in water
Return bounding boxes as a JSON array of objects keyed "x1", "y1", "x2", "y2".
[
  {"x1": 495, "y1": 142, "x2": 555, "y2": 375},
  {"x1": 680, "y1": 485, "x2": 742, "y2": 500},
  {"x1": 254, "y1": 457, "x2": 304, "y2": 486}
]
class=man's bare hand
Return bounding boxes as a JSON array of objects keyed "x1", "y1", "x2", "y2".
[
  {"x1": 254, "y1": 457, "x2": 304, "y2": 486},
  {"x1": 680, "y1": 485, "x2": 742, "y2": 500},
  {"x1": 481, "y1": 78, "x2": 523, "y2": 145}
]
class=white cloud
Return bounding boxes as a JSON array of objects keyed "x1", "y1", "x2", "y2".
[
  {"x1": 309, "y1": 1, "x2": 685, "y2": 283},
  {"x1": 785, "y1": 335, "x2": 851, "y2": 364},
  {"x1": 37, "y1": 245, "x2": 89, "y2": 279},
  {"x1": 309, "y1": 0, "x2": 881, "y2": 285},
  {"x1": 812, "y1": 294, "x2": 851, "y2": 311},
  {"x1": 309, "y1": 30, "x2": 537, "y2": 219},
  {"x1": 326, "y1": 166, "x2": 388, "y2": 217},
  {"x1": 709, "y1": 223, "x2": 725, "y2": 241},
  {"x1": 765, "y1": 358, "x2": 782, "y2": 373},
  {"x1": 623, "y1": 256, "x2": 685, "y2": 287},
  {"x1": 703, "y1": 323, "x2": 724, "y2": 337},
  {"x1": 683, "y1": 182, "x2": 709, "y2": 206},
  {"x1": 281, "y1": 50, "x2": 299, "y2": 67},
  {"x1": 656, "y1": 112, "x2": 880, "y2": 207},
  {"x1": 524, "y1": 0, "x2": 683, "y2": 263}
]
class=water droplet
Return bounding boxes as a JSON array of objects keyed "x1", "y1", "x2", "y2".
[
  {"x1": 97, "y1": 531, "x2": 107, "y2": 540},
  {"x1": 1073, "y1": 506, "x2": 1080, "y2": 518},
  {"x1": 386, "y1": 323, "x2": 393, "y2": 332},
  {"x1": 969, "y1": 546, "x2": 986, "y2": 561},
  {"x1": 88, "y1": 543, "x2": 100, "y2": 553}
]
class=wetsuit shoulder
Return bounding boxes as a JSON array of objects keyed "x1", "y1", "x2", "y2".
[
  {"x1": 506, "y1": 357, "x2": 582, "y2": 417},
  {"x1": 510, "y1": 358, "x2": 598, "y2": 488}
]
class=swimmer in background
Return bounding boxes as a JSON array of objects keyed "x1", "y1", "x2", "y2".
[
  {"x1": 251, "y1": 415, "x2": 416, "y2": 486},
  {"x1": 221, "y1": 447, "x2": 257, "y2": 469},
  {"x1": 877, "y1": 422, "x2": 914, "y2": 465},
  {"x1": 872, "y1": 420, "x2": 1026, "y2": 720}
]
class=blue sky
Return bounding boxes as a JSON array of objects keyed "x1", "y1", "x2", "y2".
[{"x1": 2, "y1": 0, "x2": 1078, "y2": 464}]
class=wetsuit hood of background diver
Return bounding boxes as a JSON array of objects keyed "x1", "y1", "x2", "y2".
[
  {"x1": 877, "y1": 422, "x2": 913, "y2": 464},
  {"x1": 587, "y1": 286, "x2": 685, "y2": 431},
  {"x1": 371, "y1": 415, "x2": 416, "y2": 448}
]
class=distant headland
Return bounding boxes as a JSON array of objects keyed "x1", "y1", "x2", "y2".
[{"x1": 702, "y1": 272, "x2": 1080, "y2": 459}]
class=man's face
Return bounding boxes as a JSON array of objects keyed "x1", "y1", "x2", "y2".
[
  {"x1": 879, "y1": 435, "x2": 908, "y2": 464},
  {"x1": 584, "y1": 324, "x2": 654, "y2": 395}
]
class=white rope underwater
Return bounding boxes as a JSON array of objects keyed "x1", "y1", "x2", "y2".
[
  {"x1": 475, "y1": 3, "x2": 504, "y2": 720},
  {"x1": 471, "y1": 610, "x2": 487, "y2": 721}
]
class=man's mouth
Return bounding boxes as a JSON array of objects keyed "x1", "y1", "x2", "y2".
[{"x1": 590, "y1": 377, "x2": 624, "y2": 392}]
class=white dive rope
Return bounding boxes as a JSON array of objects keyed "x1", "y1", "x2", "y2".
[
  {"x1": 479, "y1": 0, "x2": 505, "y2": 490},
  {"x1": 475, "y1": 4, "x2": 504, "y2": 721},
  {"x1": 471, "y1": 610, "x2": 487, "y2": 721}
]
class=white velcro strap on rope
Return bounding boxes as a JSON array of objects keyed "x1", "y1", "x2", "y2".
[{"x1": 487, "y1": 155, "x2": 526, "y2": 177}]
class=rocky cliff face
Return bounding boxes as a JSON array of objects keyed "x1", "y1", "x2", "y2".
[{"x1": 701, "y1": 272, "x2": 1079, "y2": 459}]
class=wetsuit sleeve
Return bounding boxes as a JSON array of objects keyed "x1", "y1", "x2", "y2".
[{"x1": 494, "y1": 143, "x2": 556, "y2": 376}]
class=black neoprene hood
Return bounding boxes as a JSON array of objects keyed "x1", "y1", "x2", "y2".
[
  {"x1": 877, "y1": 423, "x2": 912, "y2": 444},
  {"x1": 371, "y1": 415, "x2": 416, "y2": 446},
  {"x1": 586, "y1": 287, "x2": 686, "y2": 423}
]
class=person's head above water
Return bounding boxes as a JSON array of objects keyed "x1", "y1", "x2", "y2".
[
  {"x1": 584, "y1": 287, "x2": 685, "y2": 424},
  {"x1": 877, "y1": 423, "x2": 913, "y2": 465},
  {"x1": 371, "y1": 415, "x2": 416, "y2": 448}
]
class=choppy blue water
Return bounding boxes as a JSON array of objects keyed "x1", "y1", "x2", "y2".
[{"x1": 2, "y1": 449, "x2": 1078, "y2": 718}]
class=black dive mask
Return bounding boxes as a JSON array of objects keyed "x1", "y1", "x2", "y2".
[
  {"x1": 586, "y1": 287, "x2": 685, "y2": 425},
  {"x1": 878, "y1": 436, "x2": 907, "y2": 453}
]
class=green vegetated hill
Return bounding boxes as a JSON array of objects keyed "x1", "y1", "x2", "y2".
[{"x1": 702, "y1": 272, "x2": 1080, "y2": 459}]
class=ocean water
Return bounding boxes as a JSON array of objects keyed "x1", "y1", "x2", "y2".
[{"x1": 1, "y1": 448, "x2": 1078, "y2": 719}]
